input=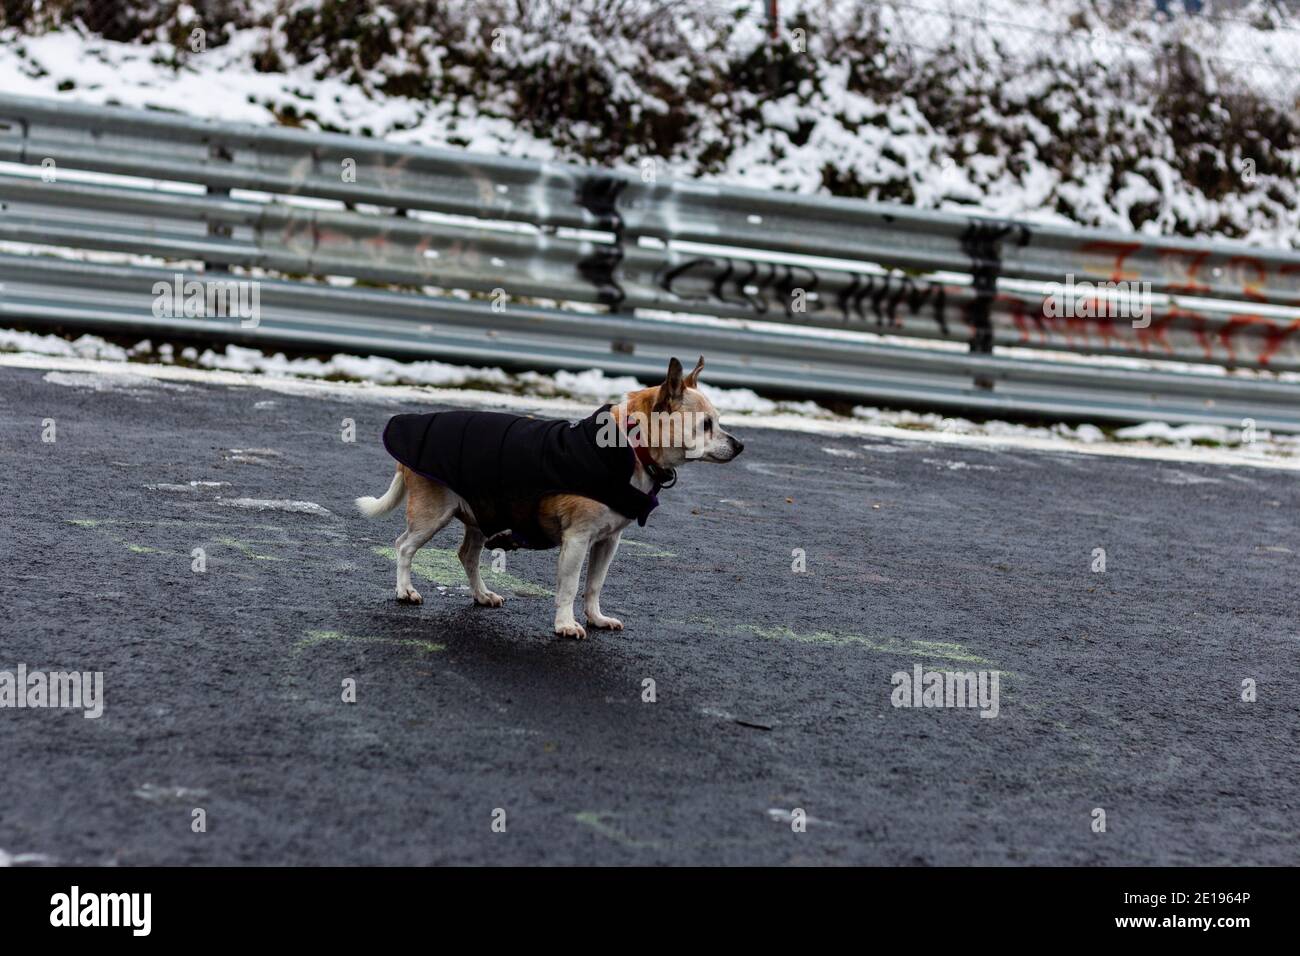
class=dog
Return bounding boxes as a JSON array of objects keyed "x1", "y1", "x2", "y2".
[{"x1": 355, "y1": 356, "x2": 744, "y2": 638}]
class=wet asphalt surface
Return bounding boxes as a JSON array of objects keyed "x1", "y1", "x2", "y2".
[{"x1": 0, "y1": 363, "x2": 1297, "y2": 866}]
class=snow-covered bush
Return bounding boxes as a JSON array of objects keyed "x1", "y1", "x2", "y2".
[{"x1": 2, "y1": 0, "x2": 1297, "y2": 244}]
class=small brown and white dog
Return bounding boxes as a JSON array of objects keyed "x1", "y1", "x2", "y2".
[{"x1": 354, "y1": 356, "x2": 744, "y2": 638}]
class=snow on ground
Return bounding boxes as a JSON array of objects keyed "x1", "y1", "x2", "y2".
[
  {"x1": 0, "y1": 23, "x2": 561, "y2": 158},
  {"x1": 0, "y1": 847, "x2": 56, "y2": 867},
  {"x1": 215, "y1": 497, "x2": 333, "y2": 516},
  {"x1": 4, "y1": 326, "x2": 1297, "y2": 469}
]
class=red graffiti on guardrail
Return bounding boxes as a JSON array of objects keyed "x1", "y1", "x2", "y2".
[
  {"x1": 1078, "y1": 240, "x2": 1299, "y2": 305},
  {"x1": 1003, "y1": 291, "x2": 1300, "y2": 367}
]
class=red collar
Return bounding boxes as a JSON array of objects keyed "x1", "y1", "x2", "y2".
[
  {"x1": 623, "y1": 415, "x2": 656, "y2": 470},
  {"x1": 631, "y1": 441, "x2": 658, "y2": 474},
  {"x1": 622, "y1": 412, "x2": 676, "y2": 491}
]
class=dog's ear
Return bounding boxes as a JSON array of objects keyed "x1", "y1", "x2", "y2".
[
  {"x1": 684, "y1": 355, "x2": 704, "y2": 389},
  {"x1": 655, "y1": 357, "x2": 685, "y2": 411}
]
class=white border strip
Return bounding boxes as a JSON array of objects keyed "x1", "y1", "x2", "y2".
[{"x1": 4, "y1": 351, "x2": 1298, "y2": 472}]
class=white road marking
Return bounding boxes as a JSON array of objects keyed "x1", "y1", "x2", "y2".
[
  {"x1": 0, "y1": 848, "x2": 56, "y2": 866},
  {"x1": 216, "y1": 498, "x2": 332, "y2": 516}
]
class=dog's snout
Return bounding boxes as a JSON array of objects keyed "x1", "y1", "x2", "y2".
[{"x1": 730, "y1": 435, "x2": 744, "y2": 456}]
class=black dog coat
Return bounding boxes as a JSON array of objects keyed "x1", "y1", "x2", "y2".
[{"x1": 382, "y1": 405, "x2": 659, "y2": 550}]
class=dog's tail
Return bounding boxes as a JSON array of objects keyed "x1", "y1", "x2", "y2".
[{"x1": 355, "y1": 467, "x2": 407, "y2": 518}]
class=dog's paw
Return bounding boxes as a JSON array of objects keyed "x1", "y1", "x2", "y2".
[
  {"x1": 587, "y1": 614, "x2": 623, "y2": 631},
  {"x1": 396, "y1": 586, "x2": 423, "y2": 605},
  {"x1": 474, "y1": 590, "x2": 505, "y2": 608},
  {"x1": 555, "y1": 621, "x2": 587, "y2": 640}
]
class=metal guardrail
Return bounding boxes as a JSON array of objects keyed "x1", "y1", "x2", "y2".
[{"x1": 0, "y1": 93, "x2": 1298, "y2": 430}]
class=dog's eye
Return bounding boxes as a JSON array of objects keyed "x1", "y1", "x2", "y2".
[{"x1": 703, "y1": 417, "x2": 713, "y2": 432}]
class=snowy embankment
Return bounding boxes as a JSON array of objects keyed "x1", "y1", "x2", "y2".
[{"x1": 1, "y1": 0, "x2": 1297, "y2": 243}]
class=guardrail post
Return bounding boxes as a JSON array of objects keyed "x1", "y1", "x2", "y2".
[
  {"x1": 575, "y1": 173, "x2": 632, "y2": 354},
  {"x1": 203, "y1": 143, "x2": 234, "y2": 273},
  {"x1": 960, "y1": 219, "x2": 1030, "y2": 390}
]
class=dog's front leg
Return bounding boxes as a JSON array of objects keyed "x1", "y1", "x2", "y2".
[
  {"x1": 553, "y1": 531, "x2": 591, "y2": 639},
  {"x1": 584, "y1": 534, "x2": 623, "y2": 630}
]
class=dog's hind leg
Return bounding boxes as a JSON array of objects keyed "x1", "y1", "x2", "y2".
[
  {"x1": 395, "y1": 478, "x2": 456, "y2": 605},
  {"x1": 458, "y1": 525, "x2": 504, "y2": 608},
  {"x1": 583, "y1": 534, "x2": 623, "y2": 631}
]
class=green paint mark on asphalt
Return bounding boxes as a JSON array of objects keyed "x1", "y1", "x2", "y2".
[
  {"x1": 373, "y1": 546, "x2": 551, "y2": 597},
  {"x1": 69, "y1": 518, "x2": 350, "y2": 564},
  {"x1": 69, "y1": 519, "x2": 171, "y2": 555},
  {"x1": 620, "y1": 539, "x2": 676, "y2": 559},
  {"x1": 217, "y1": 536, "x2": 285, "y2": 562},
  {"x1": 738, "y1": 624, "x2": 993, "y2": 665},
  {"x1": 574, "y1": 812, "x2": 661, "y2": 850},
  {"x1": 124, "y1": 542, "x2": 167, "y2": 555},
  {"x1": 70, "y1": 517, "x2": 302, "y2": 533},
  {"x1": 296, "y1": 629, "x2": 445, "y2": 655},
  {"x1": 678, "y1": 616, "x2": 997, "y2": 667},
  {"x1": 911, "y1": 640, "x2": 974, "y2": 654}
]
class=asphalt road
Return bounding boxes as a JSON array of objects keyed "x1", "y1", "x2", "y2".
[{"x1": 1, "y1": 363, "x2": 1297, "y2": 865}]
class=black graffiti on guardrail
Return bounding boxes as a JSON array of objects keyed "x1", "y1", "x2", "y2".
[
  {"x1": 835, "y1": 270, "x2": 950, "y2": 334},
  {"x1": 959, "y1": 219, "x2": 1032, "y2": 354},
  {"x1": 656, "y1": 256, "x2": 822, "y2": 317},
  {"x1": 655, "y1": 253, "x2": 958, "y2": 334}
]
